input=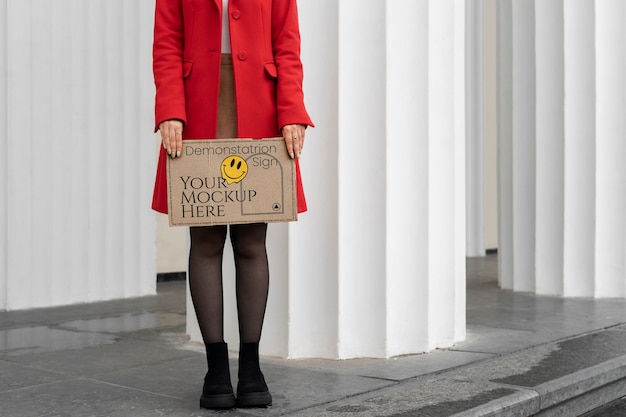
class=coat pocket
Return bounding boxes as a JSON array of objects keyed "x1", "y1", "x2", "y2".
[
  {"x1": 183, "y1": 60, "x2": 193, "y2": 79},
  {"x1": 263, "y1": 62, "x2": 277, "y2": 78}
]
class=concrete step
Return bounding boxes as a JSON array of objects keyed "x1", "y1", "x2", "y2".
[{"x1": 288, "y1": 327, "x2": 626, "y2": 416}]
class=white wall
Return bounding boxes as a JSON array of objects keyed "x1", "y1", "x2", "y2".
[{"x1": 0, "y1": 0, "x2": 157, "y2": 310}]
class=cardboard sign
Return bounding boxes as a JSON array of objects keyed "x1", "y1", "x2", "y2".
[{"x1": 167, "y1": 137, "x2": 297, "y2": 226}]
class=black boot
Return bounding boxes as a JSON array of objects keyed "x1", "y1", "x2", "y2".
[
  {"x1": 200, "y1": 342, "x2": 236, "y2": 409},
  {"x1": 236, "y1": 342, "x2": 272, "y2": 407}
]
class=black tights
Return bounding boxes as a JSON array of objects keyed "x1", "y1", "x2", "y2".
[{"x1": 188, "y1": 223, "x2": 269, "y2": 344}]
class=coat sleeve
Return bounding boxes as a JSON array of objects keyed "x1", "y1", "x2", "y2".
[
  {"x1": 153, "y1": 0, "x2": 186, "y2": 132},
  {"x1": 271, "y1": 0, "x2": 314, "y2": 130}
]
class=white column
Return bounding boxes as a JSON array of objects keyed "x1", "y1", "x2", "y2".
[
  {"x1": 427, "y1": 0, "x2": 466, "y2": 349},
  {"x1": 483, "y1": 0, "x2": 499, "y2": 251},
  {"x1": 187, "y1": 0, "x2": 467, "y2": 359},
  {"x1": 386, "y1": 0, "x2": 429, "y2": 355},
  {"x1": 466, "y1": 0, "x2": 486, "y2": 257},
  {"x1": 499, "y1": 0, "x2": 626, "y2": 298},
  {"x1": 334, "y1": 0, "x2": 388, "y2": 358},
  {"x1": 511, "y1": 0, "x2": 536, "y2": 293},
  {"x1": 563, "y1": 0, "x2": 596, "y2": 296},
  {"x1": 338, "y1": 0, "x2": 466, "y2": 357},
  {"x1": 1, "y1": 0, "x2": 157, "y2": 310},
  {"x1": 0, "y1": 0, "x2": 7, "y2": 309},
  {"x1": 595, "y1": 0, "x2": 626, "y2": 297},
  {"x1": 497, "y1": 0, "x2": 514, "y2": 290},
  {"x1": 283, "y1": 0, "x2": 341, "y2": 359},
  {"x1": 534, "y1": 0, "x2": 564, "y2": 295},
  {"x1": 313, "y1": 0, "x2": 465, "y2": 358},
  {"x1": 497, "y1": 0, "x2": 537, "y2": 292}
]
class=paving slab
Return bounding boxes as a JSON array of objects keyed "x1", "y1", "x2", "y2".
[
  {"x1": 267, "y1": 350, "x2": 493, "y2": 381},
  {"x1": 0, "y1": 325, "x2": 117, "y2": 357},
  {"x1": 0, "y1": 359, "x2": 69, "y2": 392},
  {"x1": 466, "y1": 297, "x2": 625, "y2": 337},
  {"x1": 94, "y1": 355, "x2": 224, "y2": 401},
  {"x1": 451, "y1": 324, "x2": 539, "y2": 355},
  {"x1": 286, "y1": 377, "x2": 538, "y2": 417},
  {"x1": 0, "y1": 281, "x2": 184, "y2": 329},
  {"x1": 95, "y1": 353, "x2": 395, "y2": 414},
  {"x1": 448, "y1": 329, "x2": 626, "y2": 389},
  {"x1": 59, "y1": 312, "x2": 185, "y2": 334},
  {"x1": 0, "y1": 378, "x2": 209, "y2": 417},
  {"x1": 6, "y1": 337, "x2": 198, "y2": 377}
]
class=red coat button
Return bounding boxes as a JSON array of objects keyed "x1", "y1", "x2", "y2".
[
  {"x1": 237, "y1": 52, "x2": 248, "y2": 61},
  {"x1": 231, "y1": 10, "x2": 241, "y2": 20}
]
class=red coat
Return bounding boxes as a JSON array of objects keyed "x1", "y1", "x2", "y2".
[{"x1": 151, "y1": 0, "x2": 313, "y2": 214}]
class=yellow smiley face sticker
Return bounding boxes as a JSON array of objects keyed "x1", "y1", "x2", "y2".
[{"x1": 221, "y1": 156, "x2": 248, "y2": 184}]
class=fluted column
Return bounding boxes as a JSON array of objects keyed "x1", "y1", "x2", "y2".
[
  {"x1": 0, "y1": 0, "x2": 157, "y2": 310},
  {"x1": 497, "y1": 0, "x2": 514, "y2": 290},
  {"x1": 187, "y1": 0, "x2": 467, "y2": 359},
  {"x1": 498, "y1": 0, "x2": 626, "y2": 297},
  {"x1": 0, "y1": 0, "x2": 8, "y2": 309},
  {"x1": 562, "y1": 0, "x2": 596, "y2": 296},
  {"x1": 534, "y1": 0, "x2": 564, "y2": 295},
  {"x1": 466, "y1": 0, "x2": 486, "y2": 257},
  {"x1": 595, "y1": 0, "x2": 626, "y2": 296},
  {"x1": 511, "y1": 0, "x2": 537, "y2": 293}
]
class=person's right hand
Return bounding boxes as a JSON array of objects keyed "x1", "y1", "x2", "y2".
[{"x1": 159, "y1": 119, "x2": 184, "y2": 158}]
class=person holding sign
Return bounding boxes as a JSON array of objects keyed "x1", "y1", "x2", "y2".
[{"x1": 151, "y1": 0, "x2": 313, "y2": 410}]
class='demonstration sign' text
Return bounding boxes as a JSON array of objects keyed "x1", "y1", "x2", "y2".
[{"x1": 167, "y1": 138, "x2": 296, "y2": 226}]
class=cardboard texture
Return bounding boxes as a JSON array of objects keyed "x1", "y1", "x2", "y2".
[{"x1": 167, "y1": 137, "x2": 297, "y2": 226}]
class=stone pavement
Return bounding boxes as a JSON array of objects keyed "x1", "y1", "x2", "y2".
[{"x1": 2, "y1": 254, "x2": 626, "y2": 416}]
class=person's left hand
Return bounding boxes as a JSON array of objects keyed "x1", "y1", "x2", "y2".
[{"x1": 282, "y1": 124, "x2": 306, "y2": 159}]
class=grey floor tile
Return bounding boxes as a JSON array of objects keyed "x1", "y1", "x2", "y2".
[
  {"x1": 7, "y1": 338, "x2": 198, "y2": 378},
  {"x1": 0, "y1": 282, "x2": 186, "y2": 330},
  {"x1": 241, "y1": 362, "x2": 395, "y2": 414},
  {"x1": 466, "y1": 254, "x2": 499, "y2": 285},
  {"x1": 450, "y1": 330, "x2": 626, "y2": 390},
  {"x1": 269, "y1": 349, "x2": 492, "y2": 382},
  {"x1": 59, "y1": 312, "x2": 185, "y2": 334},
  {"x1": 0, "y1": 326, "x2": 117, "y2": 357},
  {"x1": 451, "y1": 325, "x2": 542, "y2": 354},
  {"x1": 493, "y1": 330, "x2": 626, "y2": 387},
  {"x1": 94, "y1": 355, "x2": 213, "y2": 401},
  {"x1": 0, "y1": 359, "x2": 69, "y2": 393},
  {"x1": 467, "y1": 283, "x2": 626, "y2": 345},
  {"x1": 0, "y1": 378, "x2": 211, "y2": 417},
  {"x1": 97, "y1": 353, "x2": 396, "y2": 416}
]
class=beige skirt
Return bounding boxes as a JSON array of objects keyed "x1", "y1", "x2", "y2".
[{"x1": 217, "y1": 53, "x2": 237, "y2": 139}]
